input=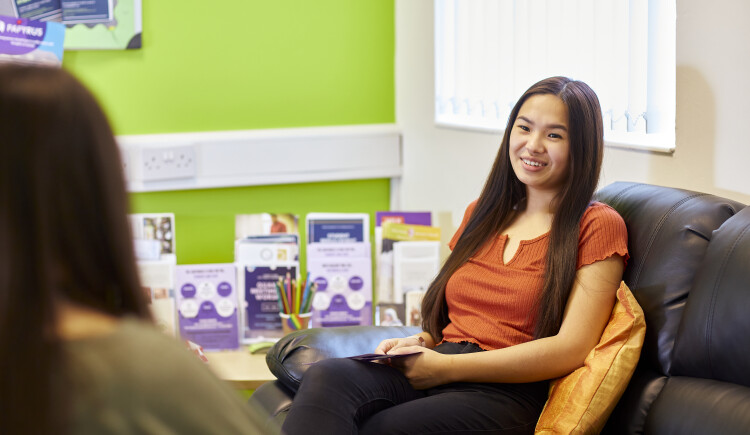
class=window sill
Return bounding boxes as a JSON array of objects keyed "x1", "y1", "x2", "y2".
[
  {"x1": 434, "y1": 121, "x2": 675, "y2": 155},
  {"x1": 604, "y1": 131, "x2": 675, "y2": 154}
]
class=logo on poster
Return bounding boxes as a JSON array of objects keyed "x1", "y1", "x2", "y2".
[{"x1": 2, "y1": 21, "x2": 43, "y2": 37}]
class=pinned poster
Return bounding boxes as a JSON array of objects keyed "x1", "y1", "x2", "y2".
[
  {"x1": 0, "y1": 14, "x2": 64, "y2": 65},
  {"x1": 63, "y1": 0, "x2": 142, "y2": 50},
  {"x1": 10, "y1": 0, "x2": 62, "y2": 21},
  {"x1": 61, "y1": 0, "x2": 112, "y2": 24}
]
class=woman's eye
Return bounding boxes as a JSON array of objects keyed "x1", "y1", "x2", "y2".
[
  {"x1": 517, "y1": 125, "x2": 530, "y2": 132},
  {"x1": 549, "y1": 133, "x2": 563, "y2": 139}
]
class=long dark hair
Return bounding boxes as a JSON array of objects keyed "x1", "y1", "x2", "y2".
[
  {"x1": 421, "y1": 76, "x2": 604, "y2": 342},
  {"x1": 0, "y1": 65, "x2": 151, "y2": 434}
]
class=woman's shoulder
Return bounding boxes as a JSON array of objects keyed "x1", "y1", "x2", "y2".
[
  {"x1": 582, "y1": 201, "x2": 626, "y2": 226},
  {"x1": 579, "y1": 201, "x2": 628, "y2": 239},
  {"x1": 65, "y1": 318, "x2": 265, "y2": 433},
  {"x1": 65, "y1": 318, "x2": 203, "y2": 379},
  {"x1": 577, "y1": 202, "x2": 629, "y2": 267}
]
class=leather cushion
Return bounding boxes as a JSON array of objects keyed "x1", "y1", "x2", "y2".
[
  {"x1": 672, "y1": 207, "x2": 750, "y2": 386},
  {"x1": 596, "y1": 182, "x2": 744, "y2": 375},
  {"x1": 644, "y1": 376, "x2": 750, "y2": 435}
]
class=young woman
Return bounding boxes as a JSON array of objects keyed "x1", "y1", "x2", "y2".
[
  {"x1": 0, "y1": 65, "x2": 266, "y2": 434},
  {"x1": 282, "y1": 77, "x2": 628, "y2": 434}
]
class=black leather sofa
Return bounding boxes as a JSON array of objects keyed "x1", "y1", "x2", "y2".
[{"x1": 249, "y1": 182, "x2": 750, "y2": 434}]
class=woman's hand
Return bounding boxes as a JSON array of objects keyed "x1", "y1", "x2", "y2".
[
  {"x1": 388, "y1": 347, "x2": 453, "y2": 390},
  {"x1": 374, "y1": 336, "x2": 424, "y2": 354}
]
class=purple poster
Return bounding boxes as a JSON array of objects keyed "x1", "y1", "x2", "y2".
[
  {"x1": 243, "y1": 265, "x2": 296, "y2": 340},
  {"x1": 175, "y1": 264, "x2": 239, "y2": 351},
  {"x1": 0, "y1": 14, "x2": 65, "y2": 65},
  {"x1": 307, "y1": 243, "x2": 373, "y2": 328},
  {"x1": 375, "y1": 211, "x2": 432, "y2": 227}
]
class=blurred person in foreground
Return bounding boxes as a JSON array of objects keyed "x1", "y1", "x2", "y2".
[{"x1": 0, "y1": 64, "x2": 268, "y2": 435}]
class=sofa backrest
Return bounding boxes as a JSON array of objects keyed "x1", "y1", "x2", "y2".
[
  {"x1": 671, "y1": 206, "x2": 750, "y2": 386},
  {"x1": 630, "y1": 206, "x2": 750, "y2": 434},
  {"x1": 594, "y1": 182, "x2": 746, "y2": 434}
]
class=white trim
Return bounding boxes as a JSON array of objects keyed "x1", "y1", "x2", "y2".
[
  {"x1": 118, "y1": 124, "x2": 403, "y2": 192},
  {"x1": 604, "y1": 131, "x2": 675, "y2": 154},
  {"x1": 435, "y1": 120, "x2": 502, "y2": 135},
  {"x1": 434, "y1": 122, "x2": 675, "y2": 154}
]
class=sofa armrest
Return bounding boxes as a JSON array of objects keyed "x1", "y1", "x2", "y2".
[{"x1": 266, "y1": 325, "x2": 421, "y2": 392}]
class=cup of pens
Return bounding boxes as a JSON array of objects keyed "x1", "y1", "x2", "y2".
[{"x1": 276, "y1": 272, "x2": 317, "y2": 335}]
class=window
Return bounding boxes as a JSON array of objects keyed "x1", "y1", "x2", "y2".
[{"x1": 435, "y1": 0, "x2": 676, "y2": 153}]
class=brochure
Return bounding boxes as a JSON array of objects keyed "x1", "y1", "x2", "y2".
[
  {"x1": 374, "y1": 211, "x2": 432, "y2": 304},
  {"x1": 129, "y1": 213, "x2": 175, "y2": 262},
  {"x1": 375, "y1": 212, "x2": 433, "y2": 228},
  {"x1": 0, "y1": 14, "x2": 65, "y2": 65},
  {"x1": 136, "y1": 260, "x2": 176, "y2": 336},
  {"x1": 235, "y1": 212, "x2": 299, "y2": 239},
  {"x1": 235, "y1": 236, "x2": 299, "y2": 266},
  {"x1": 240, "y1": 265, "x2": 296, "y2": 342},
  {"x1": 392, "y1": 241, "x2": 440, "y2": 304},
  {"x1": 378, "y1": 223, "x2": 440, "y2": 304},
  {"x1": 234, "y1": 214, "x2": 300, "y2": 342},
  {"x1": 306, "y1": 213, "x2": 370, "y2": 244},
  {"x1": 348, "y1": 351, "x2": 420, "y2": 362},
  {"x1": 377, "y1": 302, "x2": 405, "y2": 327},
  {"x1": 404, "y1": 288, "x2": 426, "y2": 327},
  {"x1": 307, "y1": 242, "x2": 373, "y2": 328},
  {"x1": 175, "y1": 264, "x2": 240, "y2": 351}
]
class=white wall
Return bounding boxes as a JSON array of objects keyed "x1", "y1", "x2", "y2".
[{"x1": 396, "y1": 0, "x2": 750, "y2": 229}]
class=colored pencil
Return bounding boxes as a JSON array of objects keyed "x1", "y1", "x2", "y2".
[
  {"x1": 300, "y1": 272, "x2": 312, "y2": 313},
  {"x1": 280, "y1": 278, "x2": 291, "y2": 313},
  {"x1": 274, "y1": 280, "x2": 286, "y2": 313},
  {"x1": 285, "y1": 272, "x2": 292, "y2": 313},
  {"x1": 302, "y1": 282, "x2": 317, "y2": 313}
]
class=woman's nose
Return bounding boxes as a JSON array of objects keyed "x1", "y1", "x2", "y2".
[{"x1": 526, "y1": 133, "x2": 545, "y2": 154}]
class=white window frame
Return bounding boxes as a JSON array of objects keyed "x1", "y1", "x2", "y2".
[{"x1": 434, "y1": 0, "x2": 676, "y2": 154}]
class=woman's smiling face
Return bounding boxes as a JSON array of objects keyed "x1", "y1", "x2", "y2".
[{"x1": 509, "y1": 94, "x2": 571, "y2": 197}]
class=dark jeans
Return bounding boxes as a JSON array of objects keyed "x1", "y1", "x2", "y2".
[{"x1": 282, "y1": 342, "x2": 549, "y2": 435}]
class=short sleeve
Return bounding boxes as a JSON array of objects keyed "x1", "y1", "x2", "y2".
[
  {"x1": 577, "y1": 202, "x2": 629, "y2": 269},
  {"x1": 449, "y1": 200, "x2": 478, "y2": 250}
]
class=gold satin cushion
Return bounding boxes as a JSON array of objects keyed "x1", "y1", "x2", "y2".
[{"x1": 535, "y1": 281, "x2": 646, "y2": 434}]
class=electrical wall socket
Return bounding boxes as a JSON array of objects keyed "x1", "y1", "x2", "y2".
[{"x1": 140, "y1": 145, "x2": 197, "y2": 181}]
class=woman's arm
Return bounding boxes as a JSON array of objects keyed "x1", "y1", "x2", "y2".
[{"x1": 390, "y1": 255, "x2": 624, "y2": 389}]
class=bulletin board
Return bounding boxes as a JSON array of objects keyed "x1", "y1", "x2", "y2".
[{"x1": 64, "y1": 0, "x2": 141, "y2": 50}]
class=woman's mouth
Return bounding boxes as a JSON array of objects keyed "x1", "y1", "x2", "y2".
[{"x1": 522, "y1": 158, "x2": 547, "y2": 167}]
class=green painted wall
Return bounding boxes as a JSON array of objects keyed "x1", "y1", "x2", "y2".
[{"x1": 62, "y1": 0, "x2": 395, "y2": 265}]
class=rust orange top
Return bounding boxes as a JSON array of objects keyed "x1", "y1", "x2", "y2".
[{"x1": 441, "y1": 201, "x2": 629, "y2": 350}]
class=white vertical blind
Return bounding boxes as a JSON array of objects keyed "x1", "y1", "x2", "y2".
[{"x1": 434, "y1": 0, "x2": 676, "y2": 152}]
